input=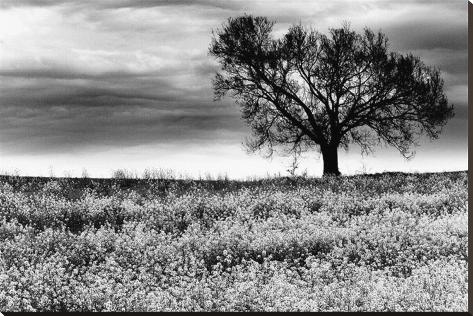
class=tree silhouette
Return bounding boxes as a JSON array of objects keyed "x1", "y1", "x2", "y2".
[{"x1": 209, "y1": 15, "x2": 454, "y2": 176}]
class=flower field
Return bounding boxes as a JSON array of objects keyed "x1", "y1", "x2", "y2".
[{"x1": 0, "y1": 171, "x2": 468, "y2": 312}]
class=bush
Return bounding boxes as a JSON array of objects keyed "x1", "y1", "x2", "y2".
[{"x1": 0, "y1": 171, "x2": 467, "y2": 311}]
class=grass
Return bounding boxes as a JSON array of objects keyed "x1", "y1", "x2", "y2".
[{"x1": 0, "y1": 171, "x2": 467, "y2": 311}]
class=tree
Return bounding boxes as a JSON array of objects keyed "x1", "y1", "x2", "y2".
[{"x1": 209, "y1": 15, "x2": 454, "y2": 176}]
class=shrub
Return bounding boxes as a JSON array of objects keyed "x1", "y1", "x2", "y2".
[{"x1": 0, "y1": 171, "x2": 467, "y2": 311}]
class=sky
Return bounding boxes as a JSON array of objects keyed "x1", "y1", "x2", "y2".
[{"x1": 0, "y1": 0, "x2": 467, "y2": 179}]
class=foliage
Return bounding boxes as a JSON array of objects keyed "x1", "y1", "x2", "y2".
[{"x1": 0, "y1": 171, "x2": 467, "y2": 311}]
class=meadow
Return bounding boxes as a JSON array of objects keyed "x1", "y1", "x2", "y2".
[{"x1": 0, "y1": 171, "x2": 467, "y2": 312}]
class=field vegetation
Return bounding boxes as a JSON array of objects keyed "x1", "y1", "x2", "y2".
[{"x1": 0, "y1": 171, "x2": 467, "y2": 311}]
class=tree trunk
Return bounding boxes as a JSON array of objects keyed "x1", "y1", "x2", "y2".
[{"x1": 321, "y1": 145, "x2": 340, "y2": 176}]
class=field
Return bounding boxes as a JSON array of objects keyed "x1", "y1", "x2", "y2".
[{"x1": 0, "y1": 171, "x2": 468, "y2": 312}]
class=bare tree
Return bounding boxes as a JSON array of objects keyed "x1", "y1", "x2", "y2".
[{"x1": 209, "y1": 16, "x2": 454, "y2": 176}]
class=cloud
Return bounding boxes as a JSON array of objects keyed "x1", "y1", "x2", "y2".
[
  {"x1": 0, "y1": 0, "x2": 467, "y2": 175},
  {"x1": 0, "y1": 105, "x2": 244, "y2": 154},
  {"x1": 0, "y1": 0, "x2": 240, "y2": 10}
]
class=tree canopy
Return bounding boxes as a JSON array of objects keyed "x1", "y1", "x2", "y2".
[{"x1": 209, "y1": 15, "x2": 454, "y2": 175}]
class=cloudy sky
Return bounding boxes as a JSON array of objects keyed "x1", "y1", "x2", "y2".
[{"x1": 0, "y1": 0, "x2": 467, "y2": 178}]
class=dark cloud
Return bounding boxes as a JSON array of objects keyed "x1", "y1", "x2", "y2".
[
  {"x1": 386, "y1": 21, "x2": 467, "y2": 51},
  {"x1": 0, "y1": 68, "x2": 149, "y2": 80},
  {"x1": 0, "y1": 107, "x2": 244, "y2": 154},
  {"x1": 0, "y1": 80, "x2": 244, "y2": 153},
  {"x1": 0, "y1": 0, "x2": 467, "y2": 175},
  {"x1": 0, "y1": 0, "x2": 240, "y2": 10},
  {"x1": 0, "y1": 59, "x2": 242, "y2": 154}
]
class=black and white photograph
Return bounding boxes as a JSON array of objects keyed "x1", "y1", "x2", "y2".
[{"x1": 0, "y1": 0, "x2": 468, "y2": 312}]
